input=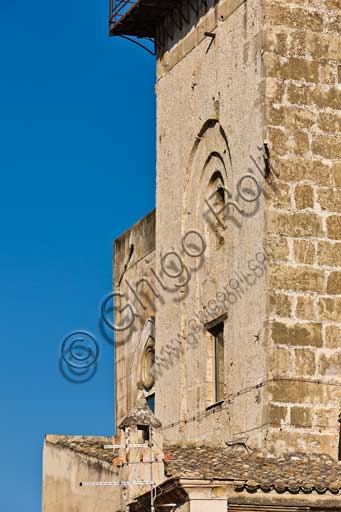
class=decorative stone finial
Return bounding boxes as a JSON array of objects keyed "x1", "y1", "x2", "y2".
[{"x1": 119, "y1": 383, "x2": 161, "y2": 430}]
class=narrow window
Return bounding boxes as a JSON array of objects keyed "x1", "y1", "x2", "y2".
[
  {"x1": 138, "y1": 425, "x2": 150, "y2": 443},
  {"x1": 212, "y1": 323, "x2": 224, "y2": 403},
  {"x1": 206, "y1": 319, "x2": 225, "y2": 407},
  {"x1": 146, "y1": 393, "x2": 155, "y2": 413}
]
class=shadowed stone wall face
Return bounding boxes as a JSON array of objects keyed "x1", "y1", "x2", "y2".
[
  {"x1": 155, "y1": 0, "x2": 268, "y2": 448},
  {"x1": 264, "y1": 0, "x2": 341, "y2": 457},
  {"x1": 114, "y1": 210, "x2": 156, "y2": 428}
]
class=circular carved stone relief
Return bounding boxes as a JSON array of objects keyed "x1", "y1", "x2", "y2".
[{"x1": 139, "y1": 317, "x2": 155, "y2": 390}]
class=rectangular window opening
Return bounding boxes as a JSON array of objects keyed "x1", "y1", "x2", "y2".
[
  {"x1": 138, "y1": 425, "x2": 150, "y2": 443},
  {"x1": 206, "y1": 321, "x2": 225, "y2": 407},
  {"x1": 146, "y1": 393, "x2": 155, "y2": 414},
  {"x1": 213, "y1": 323, "x2": 224, "y2": 403}
]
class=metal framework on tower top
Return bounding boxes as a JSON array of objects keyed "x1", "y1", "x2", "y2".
[
  {"x1": 109, "y1": 0, "x2": 210, "y2": 39},
  {"x1": 109, "y1": 0, "x2": 168, "y2": 38}
]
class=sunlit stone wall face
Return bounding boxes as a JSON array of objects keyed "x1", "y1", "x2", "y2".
[{"x1": 264, "y1": 0, "x2": 341, "y2": 457}]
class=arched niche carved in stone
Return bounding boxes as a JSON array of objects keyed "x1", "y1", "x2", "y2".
[
  {"x1": 181, "y1": 119, "x2": 232, "y2": 304},
  {"x1": 174, "y1": 120, "x2": 233, "y2": 420}
]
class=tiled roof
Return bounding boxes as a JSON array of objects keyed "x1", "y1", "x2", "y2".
[
  {"x1": 164, "y1": 445, "x2": 341, "y2": 494},
  {"x1": 45, "y1": 435, "x2": 119, "y2": 467},
  {"x1": 45, "y1": 437, "x2": 341, "y2": 494}
]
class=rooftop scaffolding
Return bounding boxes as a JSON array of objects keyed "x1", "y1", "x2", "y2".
[{"x1": 109, "y1": 0, "x2": 171, "y2": 38}]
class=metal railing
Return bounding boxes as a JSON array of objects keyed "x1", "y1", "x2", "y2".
[
  {"x1": 109, "y1": 0, "x2": 137, "y2": 25},
  {"x1": 108, "y1": 0, "x2": 155, "y2": 54}
]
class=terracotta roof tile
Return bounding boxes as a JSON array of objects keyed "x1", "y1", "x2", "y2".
[
  {"x1": 45, "y1": 437, "x2": 341, "y2": 495},
  {"x1": 164, "y1": 444, "x2": 341, "y2": 494},
  {"x1": 45, "y1": 435, "x2": 119, "y2": 467}
]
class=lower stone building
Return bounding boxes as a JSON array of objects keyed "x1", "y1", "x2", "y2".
[
  {"x1": 43, "y1": 420, "x2": 341, "y2": 511},
  {"x1": 43, "y1": 0, "x2": 341, "y2": 510}
]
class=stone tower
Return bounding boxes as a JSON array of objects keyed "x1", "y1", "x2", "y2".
[
  {"x1": 112, "y1": 0, "x2": 341, "y2": 459},
  {"x1": 42, "y1": 1, "x2": 341, "y2": 510}
]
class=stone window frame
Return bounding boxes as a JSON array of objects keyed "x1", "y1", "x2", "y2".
[{"x1": 205, "y1": 312, "x2": 227, "y2": 409}]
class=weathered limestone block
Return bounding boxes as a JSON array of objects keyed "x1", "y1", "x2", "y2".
[
  {"x1": 291, "y1": 406, "x2": 313, "y2": 429},
  {"x1": 295, "y1": 296, "x2": 317, "y2": 321},
  {"x1": 271, "y1": 321, "x2": 322, "y2": 347},
  {"x1": 318, "y1": 189, "x2": 341, "y2": 213},
  {"x1": 269, "y1": 404, "x2": 287, "y2": 426},
  {"x1": 324, "y1": 324, "x2": 341, "y2": 349},
  {"x1": 327, "y1": 271, "x2": 341, "y2": 294},
  {"x1": 269, "y1": 264, "x2": 324, "y2": 293},
  {"x1": 318, "y1": 241, "x2": 341, "y2": 267},
  {"x1": 269, "y1": 293, "x2": 292, "y2": 318},
  {"x1": 319, "y1": 352, "x2": 341, "y2": 376},
  {"x1": 269, "y1": 380, "x2": 323, "y2": 404},
  {"x1": 318, "y1": 297, "x2": 341, "y2": 322},
  {"x1": 268, "y1": 212, "x2": 323, "y2": 238},
  {"x1": 293, "y1": 240, "x2": 316, "y2": 265},
  {"x1": 294, "y1": 348, "x2": 316, "y2": 376},
  {"x1": 327, "y1": 216, "x2": 341, "y2": 240},
  {"x1": 294, "y1": 184, "x2": 315, "y2": 210}
]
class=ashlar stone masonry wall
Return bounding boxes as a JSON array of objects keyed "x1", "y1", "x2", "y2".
[{"x1": 264, "y1": 0, "x2": 341, "y2": 457}]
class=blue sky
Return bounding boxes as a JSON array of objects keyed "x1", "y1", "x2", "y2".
[{"x1": 0, "y1": 0, "x2": 155, "y2": 509}]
